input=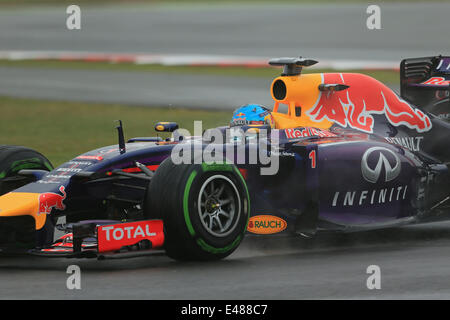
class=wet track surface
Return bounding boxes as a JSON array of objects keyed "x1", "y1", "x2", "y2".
[
  {"x1": 0, "y1": 66, "x2": 275, "y2": 109},
  {"x1": 2, "y1": 221, "x2": 450, "y2": 299},
  {"x1": 0, "y1": 3, "x2": 449, "y2": 61},
  {"x1": 0, "y1": 66, "x2": 399, "y2": 109}
]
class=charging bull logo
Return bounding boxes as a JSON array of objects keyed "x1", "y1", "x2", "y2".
[
  {"x1": 306, "y1": 73, "x2": 432, "y2": 133},
  {"x1": 38, "y1": 186, "x2": 67, "y2": 215}
]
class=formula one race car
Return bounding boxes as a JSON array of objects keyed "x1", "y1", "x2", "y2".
[{"x1": 0, "y1": 55, "x2": 449, "y2": 261}]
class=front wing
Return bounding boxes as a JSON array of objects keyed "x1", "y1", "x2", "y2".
[{"x1": 29, "y1": 219, "x2": 165, "y2": 259}]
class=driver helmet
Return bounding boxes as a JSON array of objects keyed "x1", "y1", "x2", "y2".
[{"x1": 230, "y1": 104, "x2": 275, "y2": 128}]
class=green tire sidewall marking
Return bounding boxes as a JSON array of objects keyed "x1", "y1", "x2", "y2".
[
  {"x1": 182, "y1": 162, "x2": 251, "y2": 254},
  {"x1": 10, "y1": 158, "x2": 52, "y2": 173},
  {"x1": 196, "y1": 235, "x2": 242, "y2": 254},
  {"x1": 11, "y1": 158, "x2": 40, "y2": 167},
  {"x1": 201, "y1": 162, "x2": 233, "y2": 172},
  {"x1": 43, "y1": 161, "x2": 53, "y2": 171},
  {"x1": 183, "y1": 170, "x2": 198, "y2": 237},
  {"x1": 233, "y1": 167, "x2": 251, "y2": 230},
  {"x1": 12, "y1": 162, "x2": 44, "y2": 173}
]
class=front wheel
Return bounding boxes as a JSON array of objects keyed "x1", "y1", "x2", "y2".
[
  {"x1": 144, "y1": 157, "x2": 250, "y2": 261},
  {"x1": 0, "y1": 145, "x2": 53, "y2": 195}
]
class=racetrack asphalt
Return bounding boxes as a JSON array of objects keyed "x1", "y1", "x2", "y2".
[
  {"x1": 2, "y1": 221, "x2": 450, "y2": 299},
  {"x1": 0, "y1": 3, "x2": 448, "y2": 61},
  {"x1": 0, "y1": 66, "x2": 400, "y2": 109},
  {"x1": 0, "y1": 66, "x2": 275, "y2": 109}
]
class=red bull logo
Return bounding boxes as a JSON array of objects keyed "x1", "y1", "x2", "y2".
[
  {"x1": 421, "y1": 77, "x2": 450, "y2": 86},
  {"x1": 306, "y1": 73, "x2": 432, "y2": 133},
  {"x1": 38, "y1": 186, "x2": 67, "y2": 215},
  {"x1": 284, "y1": 127, "x2": 336, "y2": 139}
]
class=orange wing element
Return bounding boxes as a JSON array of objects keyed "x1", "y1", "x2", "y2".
[
  {"x1": 0, "y1": 192, "x2": 47, "y2": 230},
  {"x1": 270, "y1": 73, "x2": 333, "y2": 130}
]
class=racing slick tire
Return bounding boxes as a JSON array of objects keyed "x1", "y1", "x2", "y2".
[
  {"x1": 144, "y1": 157, "x2": 250, "y2": 261},
  {"x1": 0, "y1": 145, "x2": 53, "y2": 196}
]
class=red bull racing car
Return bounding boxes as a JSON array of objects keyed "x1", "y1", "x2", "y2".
[{"x1": 0, "y1": 55, "x2": 449, "y2": 261}]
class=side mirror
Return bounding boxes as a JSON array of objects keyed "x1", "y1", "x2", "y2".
[{"x1": 155, "y1": 122, "x2": 179, "y2": 133}]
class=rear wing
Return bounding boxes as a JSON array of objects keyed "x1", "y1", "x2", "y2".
[{"x1": 400, "y1": 55, "x2": 450, "y2": 121}]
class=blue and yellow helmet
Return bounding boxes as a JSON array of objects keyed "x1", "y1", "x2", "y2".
[{"x1": 230, "y1": 104, "x2": 274, "y2": 128}]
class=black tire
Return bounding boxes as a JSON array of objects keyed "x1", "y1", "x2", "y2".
[
  {"x1": 0, "y1": 145, "x2": 53, "y2": 195},
  {"x1": 144, "y1": 157, "x2": 250, "y2": 261}
]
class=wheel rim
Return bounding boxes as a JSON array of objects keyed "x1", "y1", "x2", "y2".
[{"x1": 197, "y1": 174, "x2": 241, "y2": 238}]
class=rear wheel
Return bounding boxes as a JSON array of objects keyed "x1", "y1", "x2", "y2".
[
  {"x1": 144, "y1": 157, "x2": 250, "y2": 261},
  {"x1": 0, "y1": 145, "x2": 53, "y2": 195}
]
